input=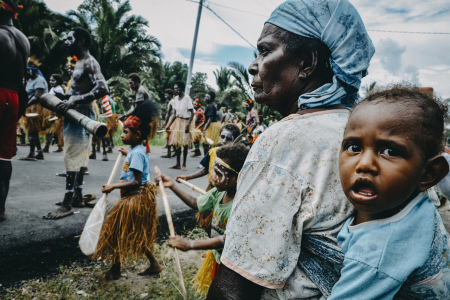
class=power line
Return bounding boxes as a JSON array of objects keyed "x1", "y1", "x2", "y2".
[
  {"x1": 367, "y1": 29, "x2": 450, "y2": 35},
  {"x1": 189, "y1": 0, "x2": 450, "y2": 37},
  {"x1": 208, "y1": 1, "x2": 268, "y2": 18},
  {"x1": 203, "y1": 4, "x2": 257, "y2": 49}
]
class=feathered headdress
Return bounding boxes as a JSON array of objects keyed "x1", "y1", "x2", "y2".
[{"x1": 0, "y1": 0, "x2": 23, "y2": 19}]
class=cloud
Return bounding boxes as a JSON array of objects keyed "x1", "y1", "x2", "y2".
[
  {"x1": 44, "y1": 0, "x2": 450, "y2": 99},
  {"x1": 403, "y1": 65, "x2": 420, "y2": 85},
  {"x1": 376, "y1": 38, "x2": 406, "y2": 75}
]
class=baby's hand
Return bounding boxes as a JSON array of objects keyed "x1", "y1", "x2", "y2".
[
  {"x1": 118, "y1": 147, "x2": 128, "y2": 156},
  {"x1": 168, "y1": 236, "x2": 191, "y2": 252},
  {"x1": 102, "y1": 184, "x2": 115, "y2": 193},
  {"x1": 155, "y1": 174, "x2": 174, "y2": 188}
]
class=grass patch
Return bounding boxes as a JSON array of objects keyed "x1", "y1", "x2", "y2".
[{"x1": 1, "y1": 230, "x2": 209, "y2": 300}]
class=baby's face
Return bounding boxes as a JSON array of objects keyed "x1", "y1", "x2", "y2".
[{"x1": 339, "y1": 101, "x2": 425, "y2": 222}]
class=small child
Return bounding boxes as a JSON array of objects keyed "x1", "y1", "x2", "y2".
[
  {"x1": 328, "y1": 85, "x2": 450, "y2": 299},
  {"x1": 156, "y1": 143, "x2": 249, "y2": 294},
  {"x1": 176, "y1": 123, "x2": 241, "y2": 231},
  {"x1": 92, "y1": 101, "x2": 162, "y2": 280}
]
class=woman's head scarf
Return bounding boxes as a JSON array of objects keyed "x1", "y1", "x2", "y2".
[{"x1": 266, "y1": 0, "x2": 375, "y2": 108}]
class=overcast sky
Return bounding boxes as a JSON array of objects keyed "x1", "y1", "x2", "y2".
[{"x1": 44, "y1": 0, "x2": 450, "y2": 99}]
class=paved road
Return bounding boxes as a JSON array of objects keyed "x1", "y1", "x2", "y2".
[{"x1": 1, "y1": 145, "x2": 208, "y2": 250}]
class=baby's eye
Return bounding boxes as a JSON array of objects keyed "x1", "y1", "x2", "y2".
[
  {"x1": 381, "y1": 148, "x2": 400, "y2": 157},
  {"x1": 346, "y1": 144, "x2": 361, "y2": 153}
]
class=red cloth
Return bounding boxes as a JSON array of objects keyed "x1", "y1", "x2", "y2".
[
  {"x1": 194, "y1": 108, "x2": 204, "y2": 127},
  {"x1": 123, "y1": 116, "x2": 151, "y2": 153},
  {"x1": 0, "y1": 88, "x2": 19, "y2": 160},
  {"x1": 211, "y1": 261, "x2": 220, "y2": 281}
]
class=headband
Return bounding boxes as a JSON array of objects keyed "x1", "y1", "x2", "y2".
[{"x1": 215, "y1": 157, "x2": 238, "y2": 174}]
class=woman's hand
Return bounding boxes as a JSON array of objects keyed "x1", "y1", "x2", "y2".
[
  {"x1": 102, "y1": 184, "x2": 115, "y2": 193},
  {"x1": 155, "y1": 174, "x2": 174, "y2": 188},
  {"x1": 168, "y1": 236, "x2": 192, "y2": 252}
]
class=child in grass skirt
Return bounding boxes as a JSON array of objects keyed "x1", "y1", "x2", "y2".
[
  {"x1": 92, "y1": 101, "x2": 162, "y2": 280},
  {"x1": 157, "y1": 143, "x2": 249, "y2": 296}
]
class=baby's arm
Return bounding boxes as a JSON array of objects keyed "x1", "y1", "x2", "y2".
[
  {"x1": 156, "y1": 174, "x2": 198, "y2": 210},
  {"x1": 102, "y1": 169, "x2": 142, "y2": 193},
  {"x1": 327, "y1": 258, "x2": 401, "y2": 300},
  {"x1": 168, "y1": 235, "x2": 225, "y2": 252}
]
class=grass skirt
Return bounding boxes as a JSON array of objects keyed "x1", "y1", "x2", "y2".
[
  {"x1": 104, "y1": 114, "x2": 119, "y2": 138},
  {"x1": 202, "y1": 122, "x2": 221, "y2": 145},
  {"x1": 171, "y1": 118, "x2": 194, "y2": 147},
  {"x1": 192, "y1": 250, "x2": 216, "y2": 297},
  {"x1": 192, "y1": 128, "x2": 203, "y2": 143},
  {"x1": 92, "y1": 182, "x2": 158, "y2": 264},
  {"x1": 21, "y1": 104, "x2": 52, "y2": 133}
]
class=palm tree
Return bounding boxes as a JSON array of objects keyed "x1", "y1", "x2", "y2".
[
  {"x1": 214, "y1": 67, "x2": 232, "y2": 92},
  {"x1": 15, "y1": 0, "x2": 73, "y2": 78},
  {"x1": 228, "y1": 61, "x2": 253, "y2": 99},
  {"x1": 67, "y1": 0, "x2": 162, "y2": 79}
]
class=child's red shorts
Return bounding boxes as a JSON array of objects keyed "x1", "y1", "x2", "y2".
[{"x1": 0, "y1": 88, "x2": 19, "y2": 160}]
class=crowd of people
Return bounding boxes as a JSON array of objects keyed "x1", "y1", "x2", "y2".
[{"x1": 2, "y1": 0, "x2": 450, "y2": 299}]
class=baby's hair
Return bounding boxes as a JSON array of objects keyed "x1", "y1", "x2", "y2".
[
  {"x1": 129, "y1": 100, "x2": 159, "y2": 140},
  {"x1": 220, "y1": 123, "x2": 240, "y2": 140},
  {"x1": 355, "y1": 84, "x2": 448, "y2": 159},
  {"x1": 216, "y1": 143, "x2": 249, "y2": 173}
]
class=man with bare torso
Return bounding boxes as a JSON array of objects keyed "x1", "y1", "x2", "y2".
[
  {"x1": 44, "y1": 28, "x2": 108, "y2": 220},
  {"x1": 0, "y1": 0, "x2": 30, "y2": 221}
]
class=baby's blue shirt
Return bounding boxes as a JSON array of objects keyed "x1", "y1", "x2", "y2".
[{"x1": 328, "y1": 193, "x2": 450, "y2": 300}]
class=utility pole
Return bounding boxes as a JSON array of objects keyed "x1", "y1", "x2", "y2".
[{"x1": 185, "y1": 0, "x2": 204, "y2": 96}]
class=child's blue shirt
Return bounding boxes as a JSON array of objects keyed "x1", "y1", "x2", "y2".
[
  {"x1": 119, "y1": 145, "x2": 150, "y2": 186},
  {"x1": 328, "y1": 193, "x2": 450, "y2": 300}
]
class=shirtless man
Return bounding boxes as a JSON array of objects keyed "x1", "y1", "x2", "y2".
[
  {"x1": 44, "y1": 28, "x2": 108, "y2": 219},
  {"x1": 0, "y1": 0, "x2": 30, "y2": 221}
]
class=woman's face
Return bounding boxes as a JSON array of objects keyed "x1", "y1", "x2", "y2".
[
  {"x1": 49, "y1": 76, "x2": 57, "y2": 87},
  {"x1": 249, "y1": 23, "x2": 304, "y2": 115}
]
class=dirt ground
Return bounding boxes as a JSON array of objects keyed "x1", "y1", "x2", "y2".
[{"x1": 1, "y1": 228, "x2": 209, "y2": 300}]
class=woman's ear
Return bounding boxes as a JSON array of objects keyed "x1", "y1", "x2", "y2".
[
  {"x1": 298, "y1": 49, "x2": 318, "y2": 80},
  {"x1": 418, "y1": 155, "x2": 449, "y2": 191}
]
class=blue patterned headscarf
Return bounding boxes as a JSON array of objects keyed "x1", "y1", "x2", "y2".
[{"x1": 266, "y1": 0, "x2": 375, "y2": 109}]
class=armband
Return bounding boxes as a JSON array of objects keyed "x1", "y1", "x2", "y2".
[
  {"x1": 219, "y1": 235, "x2": 225, "y2": 245},
  {"x1": 189, "y1": 240, "x2": 195, "y2": 249}
]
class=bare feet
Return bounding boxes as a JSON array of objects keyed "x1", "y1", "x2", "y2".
[
  {"x1": 103, "y1": 269, "x2": 121, "y2": 280},
  {"x1": 43, "y1": 206, "x2": 74, "y2": 220},
  {"x1": 0, "y1": 213, "x2": 5, "y2": 222},
  {"x1": 181, "y1": 166, "x2": 187, "y2": 171},
  {"x1": 138, "y1": 264, "x2": 163, "y2": 276},
  {"x1": 54, "y1": 201, "x2": 84, "y2": 207},
  {"x1": 169, "y1": 165, "x2": 181, "y2": 169}
]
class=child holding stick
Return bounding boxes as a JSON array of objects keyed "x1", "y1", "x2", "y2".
[
  {"x1": 328, "y1": 85, "x2": 450, "y2": 299},
  {"x1": 156, "y1": 143, "x2": 249, "y2": 295},
  {"x1": 92, "y1": 101, "x2": 162, "y2": 280},
  {"x1": 176, "y1": 123, "x2": 241, "y2": 231}
]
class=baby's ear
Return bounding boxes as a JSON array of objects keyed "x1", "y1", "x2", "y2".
[{"x1": 419, "y1": 155, "x2": 450, "y2": 191}]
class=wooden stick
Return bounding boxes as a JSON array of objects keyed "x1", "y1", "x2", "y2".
[
  {"x1": 177, "y1": 178, "x2": 207, "y2": 195},
  {"x1": 79, "y1": 153, "x2": 123, "y2": 255},
  {"x1": 154, "y1": 166, "x2": 187, "y2": 300}
]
